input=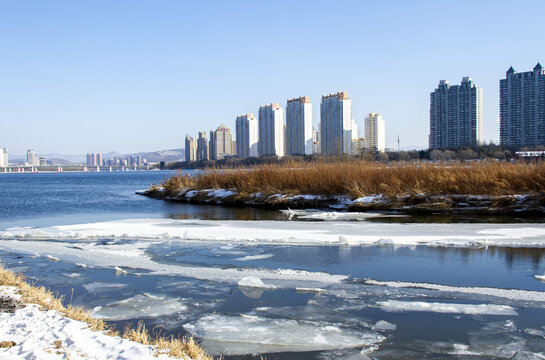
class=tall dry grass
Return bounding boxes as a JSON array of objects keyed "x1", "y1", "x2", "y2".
[
  {"x1": 160, "y1": 161, "x2": 545, "y2": 197},
  {"x1": 0, "y1": 264, "x2": 213, "y2": 360}
]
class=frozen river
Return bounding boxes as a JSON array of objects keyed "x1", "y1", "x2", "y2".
[{"x1": 0, "y1": 171, "x2": 544, "y2": 359}]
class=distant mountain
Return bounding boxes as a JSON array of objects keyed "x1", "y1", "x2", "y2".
[
  {"x1": 9, "y1": 148, "x2": 185, "y2": 165},
  {"x1": 117, "y1": 148, "x2": 185, "y2": 163}
]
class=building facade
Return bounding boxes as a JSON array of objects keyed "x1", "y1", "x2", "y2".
[
  {"x1": 364, "y1": 113, "x2": 386, "y2": 152},
  {"x1": 500, "y1": 64, "x2": 545, "y2": 149},
  {"x1": 185, "y1": 136, "x2": 197, "y2": 161},
  {"x1": 0, "y1": 148, "x2": 7, "y2": 167},
  {"x1": 320, "y1": 92, "x2": 352, "y2": 156},
  {"x1": 258, "y1": 103, "x2": 284, "y2": 157},
  {"x1": 197, "y1": 132, "x2": 209, "y2": 161},
  {"x1": 27, "y1": 150, "x2": 39, "y2": 166},
  {"x1": 235, "y1": 113, "x2": 258, "y2": 158},
  {"x1": 209, "y1": 124, "x2": 233, "y2": 160},
  {"x1": 429, "y1": 77, "x2": 483, "y2": 150},
  {"x1": 286, "y1": 96, "x2": 313, "y2": 155}
]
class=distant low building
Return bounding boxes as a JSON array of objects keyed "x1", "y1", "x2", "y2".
[
  {"x1": 0, "y1": 148, "x2": 7, "y2": 167},
  {"x1": 351, "y1": 138, "x2": 366, "y2": 155}
]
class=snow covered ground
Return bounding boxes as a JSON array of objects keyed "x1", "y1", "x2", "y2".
[{"x1": 0, "y1": 286, "x2": 178, "y2": 360}]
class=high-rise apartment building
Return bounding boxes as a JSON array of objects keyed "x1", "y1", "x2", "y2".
[
  {"x1": 185, "y1": 136, "x2": 197, "y2": 161},
  {"x1": 209, "y1": 124, "x2": 233, "y2": 160},
  {"x1": 96, "y1": 153, "x2": 103, "y2": 166},
  {"x1": 320, "y1": 92, "x2": 352, "y2": 156},
  {"x1": 86, "y1": 153, "x2": 95, "y2": 166},
  {"x1": 197, "y1": 132, "x2": 209, "y2": 161},
  {"x1": 235, "y1": 113, "x2": 258, "y2": 158},
  {"x1": 27, "y1": 149, "x2": 39, "y2": 166},
  {"x1": 365, "y1": 113, "x2": 386, "y2": 152},
  {"x1": 258, "y1": 103, "x2": 284, "y2": 157},
  {"x1": 0, "y1": 148, "x2": 7, "y2": 167},
  {"x1": 429, "y1": 77, "x2": 483, "y2": 150},
  {"x1": 500, "y1": 63, "x2": 545, "y2": 149},
  {"x1": 286, "y1": 96, "x2": 313, "y2": 155}
]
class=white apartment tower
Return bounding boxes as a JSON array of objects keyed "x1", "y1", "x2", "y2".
[
  {"x1": 0, "y1": 148, "x2": 7, "y2": 167},
  {"x1": 209, "y1": 124, "x2": 233, "y2": 160},
  {"x1": 197, "y1": 132, "x2": 209, "y2": 161},
  {"x1": 365, "y1": 113, "x2": 386, "y2": 152},
  {"x1": 235, "y1": 113, "x2": 258, "y2": 158},
  {"x1": 286, "y1": 96, "x2": 313, "y2": 155},
  {"x1": 27, "y1": 149, "x2": 39, "y2": 166},
  {"x1": 320, "y1": 92, "x2": 352, "y2": 156},
  {"x1": 185, "y1": 136, "x2": 197, "y2": 161},
  {"x1": 258, "y1": 103, "x2": 284, "y2": 157}
]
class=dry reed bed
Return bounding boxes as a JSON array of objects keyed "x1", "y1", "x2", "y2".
[
  {"x1": 159, "y1": 161, "x2": 545, "y2": 197},
  {"x1": 0, "y1": 264, "x2": 213, "y2": 360}
]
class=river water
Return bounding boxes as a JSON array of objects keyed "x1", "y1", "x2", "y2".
[{"x1": 0, "y1": 171, "x2": 544, "y2": 359}]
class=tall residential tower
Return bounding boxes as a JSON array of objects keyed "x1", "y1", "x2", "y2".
[
  {"x1": 429, "y1": 77, "x2": 483, "y2": 149},
  {"x1": 197, "y1": 132, "x2": 209, "y2": 161},
  {"x1": 364, "y1": 113, "x2": 386, "y2": 152},
  {"x1": 500, "y1": 64, "x2": 545, "y2": 149},
  {"x1": 235, "y1": 113, "x2": 258, "y2": 158},
  {"x1": 320, "y1": 92, "x2": 352, "y2": 156},
  {"x1": 209, "y1": 124, "x2": 233, "y2": 160},
  {"x1": 258, "y1": 103, "x2": 284, "y2": 157},
  {"x1": 286, "y1": 96, "x2": 313, "y2": 155},
  {"x1": 185, "y1": 136, "x2": 197, "y2": 161}
]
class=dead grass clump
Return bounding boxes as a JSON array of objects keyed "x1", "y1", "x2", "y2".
[
  {"x1": 123, "y1": 321, "x2": 213, "y2": 360},
  {"x1": 158, "y1": 161, "x2": 545, "y2": 197},
  {"x1": 0, "y1": 265, "x2": 213, "y2": 359}
]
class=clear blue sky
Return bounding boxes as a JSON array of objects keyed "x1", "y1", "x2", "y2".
[{"x1": 1, "y1": 0, "x2": 543, "y2": 155}]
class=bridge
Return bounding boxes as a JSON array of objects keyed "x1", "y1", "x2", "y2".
[{"x1": 0, "y1": 165, "x2": 153, "y2": 173}]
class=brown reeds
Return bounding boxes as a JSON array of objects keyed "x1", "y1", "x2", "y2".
[
  {"x1": 159, "y1": 160, "x2": 545, "y2": 197},
  {"x1": 0, "y1": 264, "x2": 213, "y2": 360}
]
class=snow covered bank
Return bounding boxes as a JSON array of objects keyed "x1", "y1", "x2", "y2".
[
  {"x1": 0, "y1": 285, "x2": 209, "y2": 360},
  {"x1": 141, "y1": 186, "x2": 545, "y2": 215}
]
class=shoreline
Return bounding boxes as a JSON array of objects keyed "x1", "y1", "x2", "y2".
[
  {"x1": 138, "y1": 187, "x2": 545, "y2": 216},
  {"x1": 0, "y1": 264, "x2": 212, "y2": 360}
]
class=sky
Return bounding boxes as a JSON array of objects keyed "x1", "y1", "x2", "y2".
[{"x1": 1, "y1": 0, "x2": 544, "y2": 155}]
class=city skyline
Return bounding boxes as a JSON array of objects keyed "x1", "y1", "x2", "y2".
[{"x1": 1, "y1": 1, "x2": 544, "y2": 154}]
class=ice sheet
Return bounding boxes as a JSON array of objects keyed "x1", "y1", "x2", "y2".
[
  {"x1": 0, "y1": 239, "x2": 347, "y2": 288},
  {"x1": 366, "y1": 279, "x2": 545, "y2": 302},
  {"x1": 183, "y1": 313, "x2": 385, "y2": 355},
  {"x1": 377, "y1": 300, "x2": 518, "y2": 315},
  {"x1": 4, "y1": 218, "x2": 545, "y2": 248}
]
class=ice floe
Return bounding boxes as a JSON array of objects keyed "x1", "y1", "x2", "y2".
[
  {"x1": 365, "y1": 279, "x2": 545, "y2": 302},
  {"x1": 234, "y1": 254, "x2": 274, "y2": 261},
  {"x1": 377, "y1": 300, "x2": 518, "y2": 315},
  {"x1": 92, "y1": 293, "x2": 187, "y2": 321},
  {"x1": 238, "y1": 276, "x2": 276, "y2": 289},
  {"x1": 535, "y1": 274, "x2": 545, "y2": 282},
  {"x1": 183, "y1": 313, "x2": 385, "y2": 355},
  {"x1": 372, "y1": 320, "x2": 397, "y2": 331}
]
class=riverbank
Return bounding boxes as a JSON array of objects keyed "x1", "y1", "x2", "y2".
[
  {"x1": 0, "y1": 264, "x2": 212, "y2": 360},
  {"x1": 139, "y1": 161, "x2": 545, "y2": 215}
]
